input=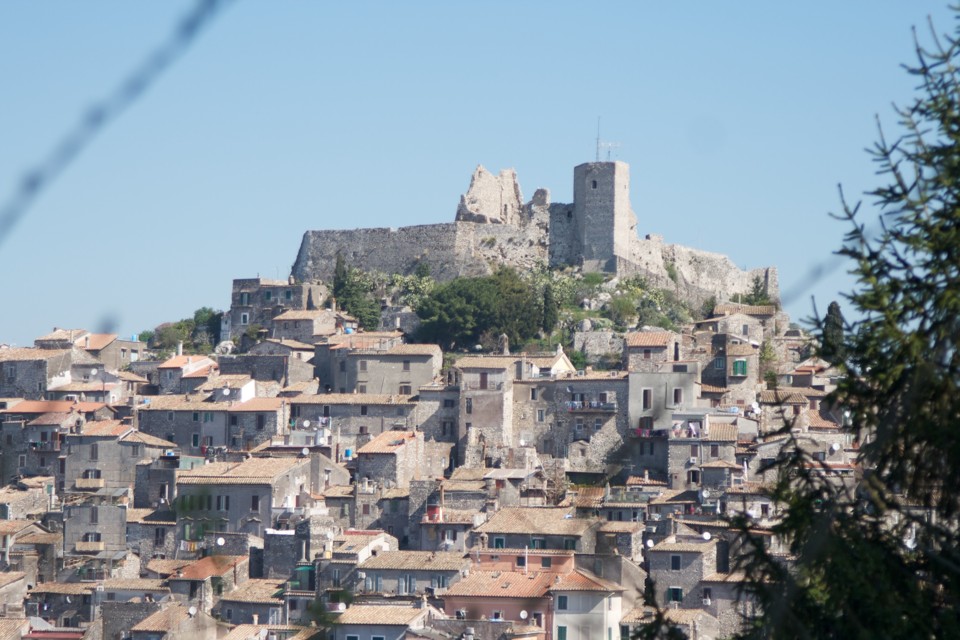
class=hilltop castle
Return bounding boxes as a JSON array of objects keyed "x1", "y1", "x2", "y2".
[{"x1": 291, "y1": 161, "x2": 778, "y2": 306}]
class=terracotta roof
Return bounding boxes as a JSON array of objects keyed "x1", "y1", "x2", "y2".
[
  {"x1": 221, "y1": 626, "x2": 315, "y2": 640},
  {"x1": 665, "y1": 608, "x2": 714, "y2": 625},
  {"x1": 474, "y1": 507, "x2": 594, "y2": 536},
  {"x1": 714, "y1": 303, "x2": 777, "y2": 316},
  {"x1": 16, "y1": 532, "x2": 61, "y2": 545},
  {"x1": 444, "y1": 570, "x2": 554, "y2": 598},
  {"x1": 158, "y1": 355, "x2": 215, "y2": 369},
  {"x1": 323, "y1": 485, "x2": 355, "y2": 498},
  {"x1": 359, "y1": 551, "x2": 468, "y2": 572},
  {"x1": 125, "y1": 508, "x2": 176, "y2": 525},
  {"x1": 357, "y1": 430, "x2": 417, "y2": 455},
  {"x1": 172, "y1": 555, "x2": 245, "y2": 580},
  {"x1": 552, "y1": 568, "x2": 623, "y2": 592},
  {"x1": 219, "y1": 579, "x2": 284, "y2": 604},
  {"x1": 136, "y1": 396, "x2": 219, "y2": 411},
  {"x1": 385, "y1": 344, "x2": 442, "y2": 357},
  {"x1": 198, "y1": 374, "x2": 253, "y2": 390},
  {"x1": 808, "y1": 411, "x2": 841, "y2": 430},
  {"x1": 624, "y1": 331, "x2": 675, "y2": 348},
  {"x1": 289, "y1": 393, "x2": 414, "y2": 406},
  {"x1": 36, "y1": 328, "x2": 88, "y2": 342},
  {"x1": 145, "y1": 558, "x2": 193, "y2": 577},
  {"x1": 229, "y1": 397, "x2": 284, "y2": 412},
  {"x1": 177, "y1": 457, "x2": 301, "y2": 486},
  {"x1": 116, "y1": 370, "x2": 149, "y2": 383},
  {"x1": 131, "y1": 604, "x2": 191, "y2": 632},
  {"x1": 102, "y1": 578, "x2": 169, "y2": 592},
  {"x1": 0, "y1": 347, "x2": 72, "y2": 362},
  {"x1": 0, "y1": 519, "x2": 37, "y2": 535},
  {"x1": 759, "y1": 390, "x2": 807, "y2": 405},
  {"x1": 724, "y1": 482, "x2": 770, "y2": 495},
  {"x1": 77, "y1": 419, "x2": 129, "y2": 437},
  {"x1": 264, "y1": 338, "x2": 316, "y2": 350},
  {"x1": 26, "y1": 412, "x2": 77, "y2": 426},
  {"x1": 620, "y1": 606, "x2": 653, "y2": 624},
  {"x1": 570, "y1": 487, "x2": 604, "y2": 509},
  {"x1": 0, "y1": 618, "x2": 28, "y2": 640},
  {"x1": 121, "y1": 430, "x2": 177, "y2": 448},
  {"x1": 335, "y1": 603, "x2": 428, "y2": 626},
  {"x1": 699, "y1": 383, "x2": 727, "y2": 394},
  {"x1": 453, "y1": 356, "x2": 519, "y2": 370},
  {"x1": 0, "y1": 572, "x2": 24, "y2": 590},
  {"x1": 705, "y1": 423, "x2": 738, "y2": 442},
  {"x1": 625, "y1": 475, "x2": 668, "y2": 487},
  {"x1": 651, "y1": 537, "x2": 718, "y2": 553},
  {"x1": 2, "y1": 400, "x2": 106, "y2": 415},
  {"x1": 182, "y1": 364, "x2": 217, "y2": 379},
  {"x1": 30, "y1": 582, "x2": 94, "y2": 595},
  {"x1": 76, "y1": 333, "x2": 117, "y2": 351},
  {"x1": 598, "y1": 521, "x2": 642, "y2": 534},
  {"x1": 701, "y1": 572, "x2": 748, "y2": 583}
]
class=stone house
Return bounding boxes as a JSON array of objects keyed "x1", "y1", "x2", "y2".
[
  {"x1": 126, "y1": 508, "x2": 178, "y2": 569},
  {"x1": 696, "y1": 312, "x2": 764, "y2": 344},
  {"x1": 0, "y1": 347, "x2": 78, "y2": 399},
  {"x1": 356, "y1": 550, "x2": 469, "y2": 597},
  {"x1": 0, "y1": 570, "x2": 27, "y2": 618},
  {"x1": 25, "y1": 581, "x2": 95, "y2": 627},
  {"x1": 664, "y1": 419, "x2": 739, "y2": 491},
  {"x1": 175, "y1": 456, "x2": 312, "y2": 541},
  {"x1": 197, "y1": 374, "x2": 256, "y2": 404},
  {"x1": 414, "y1": 384, "x2": 460, "y2": 445},
  {"x1": 623, "y1": 331, "x2": 683, "y2": 373},
  {"x1": 99, "y1": 577, "x2": 171, "y2": 604},
  {"x1": 62, "y1": 491, "x2": 128, "y2": 576},
  {"x1": 166, "y1": 554, "x2": 248, "y2": 613},
  {"x1": 218, "y1": 352, "x2": 315, "y2": 389},
  {"x1": 224, "y1": 276, "x2": 328, "y2": 341},
  {"x1": 713, "y1": 302, "x2": 780, "y2": 334},
  {"x1": 453, "y1": 355, "x2": 520, "y2": 466},
  {"x1": 133, "y1": 447, "x2": 181, "y2": 510},
  {"x1": 330, "y1": 602, "x2": 440, "y2": 640},
  {"x1": 227, "y1": 397, "x2": 289, "y2": 451},
  {"x1": 355, "y1": 429, "x2": 425, "y2": 490},
  {"x1": 272, "y1": 309, "x2": 357, "y2": 344},
  {"x1": 551, "y1": 569, "x2": 624, "y2": 640},
  {"x1": 0, "y1": 476, "x2": 53, "y2": 520},
  {"x1": 472, "y1": 507, "x2": 601, "y2": 553},
  {"x1": 129, "y1": 602, "x2": 220, "y2": 640},
  {"x1": 646, "y1": 533, "x2": 719, "y2": 609},
  {"x1": 135, "y1": 396, "x2": 229, "y2": 456},
  {"x1": 8, "y1": 527, "x2": 59, "y2": 587},
  {"x1": 621, "y1": 607, "x2": 720, "y2": 640},
  {"x1": 330, "y1": 343, "x2": 443, "y2": 396},
  {"x1": 249, "y1": 337, "x2": 316, "y2": 362},
  {"x1": 75, "y1": 333, "x2": 145, "y2": 371},
  {"x1": 314, "y1": 529, "x2": 398, "y2": 597},
  {"x1": 288, "y1": 393, "x2": 417, "y2": 462},
  {"x1": 63, "y1": 421, "x2": 174, "y2": 493},
  {"x1": 214, "y1": 578, "x2": 286, "y2": 625},
  {"x1": 699, "y1": 571, "x2": 760, "y2": 637},
  {"x1": 156, "y1": 355, "x2": 217, "y2": 395},
  {"x1": 0, "y1": 519, "x2": 45, "y2": 567},
  {"x1": 442, "y1": 568, "x2": 556, "y2": 632},
  {"x1": 312, "y1": 332, "x2": 404, "y2": 390}
]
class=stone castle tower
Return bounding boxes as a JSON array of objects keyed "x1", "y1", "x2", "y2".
[{"x1": 572, "y1": 161, "x2": 638, "y2": 272}]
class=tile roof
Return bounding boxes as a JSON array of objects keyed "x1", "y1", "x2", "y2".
[
  {"x1": 30, "y1": 582, "x2": 94, "y2": 595},
  {"x1": 714, "y1": 303, "x2": 777, "y2": 316},
  {"x1": 759, "y1": 390, "x2": 808, "y2": 405},
  {"x1": 444, "y1": 570, "x2": 554, "y2": 598},
  {"x1": 182, "y1": 364, "x2": 217, "y2": 379},
  {"x1": 0, "y1": 519, "x2": 37, "y2": 535},
  {"x1": 198, "y1": 374, "x2": 253, "y2": 390},
  {"x1": 116, "y1": 370, "x2": 149, "y2": 383},
  {"x1": 77, "y1": 419, "x2": 129, "y2": 437},
  {"x1": 701, "y1": 572, "x2": 748, "y2": 583},
  {"x1": 102, "y1": 578, "x2": 169, "y2": 592},
  {"x1": 358, "y1": 551, "x2": 468, "y2": 572},
  {"x1": 384, "y1": 344, "x2": 443, "y2": 357},
  {"x1": 136, "y1": 396, "x2": 218, "y2": 411},
  {"x1": 172, "y1": 555, "x2": 246, "y2": 580},
  {"x1": 263, "y1": 338, "x2": 316, "y2": 350},
  {"x1": 624, "y1": 331, "x2": 675, "y2": 348},
  {"x1": 76, "y1": 333, "x2": 117, "y2": 351},
  {"x1": 229, "y1": 397, "x2": 284, "y2": 412},
  {"x1": 131, "y1": 604, "x2": 191, "y2": 632},
  {"x1": 16, "y1": 532, "x2": 61, "y2": 545},
  {"x1": 158, "y1": 355, "x2": 215, "y2": 369},
  {"x1": 0, "y1": 618, "x2": 28, "y2": 640},
  {"x1": 145, "y1": 558, "x2": 193, "y2": 577},
  {"x1": 665, "y1": 608, "x2": 714, "y2": 625},
  {"x1": 36, "y1": 328, "x2": 88, "y2": 342},
  {"x1": 335, "y1": 603, "x2": 427, "y2": 626},
  {"x1": 26, "y1": 412, "x2": 77, "y2": 426},
  {"x1": 808, "y1": 411, "x2": 841, "y2": 430},
  {"x1": 551, "y1": 568, "x2": 623, "y2": 592},
  {"x1": 2, "y1": 400, "x2": 106, "y2": 415},
  {"x1": 274, "y1": 309, "x2": 331, "y2": 321},
  {"x1": 0, "y1": 571, "x2": 25, "y2": 590},
  {"x1": 219, "y1": 579, "x2": 285, "y2": 604},
  {"x1": 625, "y1": 475, "x2": 668, "y2": 487},
  {"x1": 570, "y1": 487, "x2": 604, "y2": 509},
  {"x1": 453, "y1": 356, "x2": 520, "y2": 370},
  {"x1": 704, "y1": 423, "x2": 738, "y2": 442},
  {"x1": 0, "y1": 347, "x2": 71, "y2": 362},
  {"x1": 699, "y1": 383, "x2": 727, "y2": 394},
  {"x1": 221, "y1": 626, "x2": 315, "y2": 640},
  {"x1": 289, "y1": 393, "x2": 414, "y2": 406},
  {"x1": 125, "y1": 508, "x2": 176, "y2": 525},
  {"x1": 474, "y1": 507, "x2": 594, "y2": 536},
  {"x1": 120, "y1": 430, "x2": 177, "y2": 448},
  {"x1": 651, "y1": 537, "x2": 718, "y2": 553},
  {"x1": 177, "y1": 457, "x2": 301, "y2": 486},
  {"x1": 598, "y1": 522, "x2": 643, "y2": 534},
  {"x1": 356, "y1": 430, "x2": 417, "y2": 455}
]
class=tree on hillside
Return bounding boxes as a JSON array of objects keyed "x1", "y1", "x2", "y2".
[
  {"x1": 730, "y1": 17, "x2": 960, "y2": 639},
  {"x1": 330, "y1": 253, "x2": 381, "y2": 330},
  {"x1": 819, "y1": 300, "x2": 845, "y2": 365}
]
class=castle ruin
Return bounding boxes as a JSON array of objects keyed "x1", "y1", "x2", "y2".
[{"x1": 291, "y1": 161, "x2": 778, "y2": 306}]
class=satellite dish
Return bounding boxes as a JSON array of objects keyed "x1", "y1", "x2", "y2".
[
  {"x1": 646, "y1": 539, "x2": 655, "y2": 549},
  {"x1": 520, "y1": 610, "x2": 528, "y2": 620},
  {"x1": 702, "y1": 532, "x2": 712, "y2": 541},
  {"x1": 830, "y1": 442, "x2": 841, "y2": 452},
  {"x1": 222, "y1": 388, "x2": 230, "y2": 396},
  {"x1": 65, "y1": 596, "x2": 71, "y2": 603},
  {"x1": 90, "y1": 369, "x2": 98, "y2": 377},
  {"x1": 301, "y1": 447, "x2": 310, "y2": 456},
  {"x1": 302, "y1": 420, "x2": 311, "y2": 428},
  {"x1": 905, "y1": 537, "x2": 917, "y2": 550},
  {"x1": 188, "y1": 606, "x2": 198, "y2": 617},
  {"x1": 519, "y1": 439, "x2": 525, "y2": 447},
  {"x1": 702, "y1": 489, "x2": 711, "y2": 499},
  {"x1": 216, "y1": 537, "x2": 225, "y2": 547}
]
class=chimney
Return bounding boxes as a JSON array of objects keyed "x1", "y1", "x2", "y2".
[
  {"x1": 84, "y1": 336, "x2": 90, "y2": 348},
  {"x1": 177, "y1": 341, "x2": 183, "y2": 356},
  {"x1": 644, "y1": 469, "x2": 649, "y2": 481},
  {"x1": 252, "y1": 614, "x2": 259, "y2": 625}
]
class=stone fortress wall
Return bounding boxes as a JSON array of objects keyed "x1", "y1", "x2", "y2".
[{"x1": 291, "y1": 161, "x2": 778, "y2": 307}]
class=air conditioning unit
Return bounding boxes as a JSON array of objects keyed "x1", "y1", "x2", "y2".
[
  {"x1": 702, "y1": 597, "x2": 712, "y2": 606},
  {"x1": 688, "y1": 457, "x2": 698, "y2": 465}
]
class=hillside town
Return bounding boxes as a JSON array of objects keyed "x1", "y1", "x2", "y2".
[
  {"x1": 0, "y1": 285, "x2": 850, "y2": 640},
  {"x1": 0, "y1": 163, "x2": 849, "y2": 640}
]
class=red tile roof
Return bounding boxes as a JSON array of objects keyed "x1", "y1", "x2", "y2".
[{"x1": 624, "y1": 332, "x2": 675, "y2": 348}]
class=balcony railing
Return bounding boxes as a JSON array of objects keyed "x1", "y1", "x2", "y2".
[
  {"x1": 75, "y1": 478, "x2": 105, "y2": 489},
  {"x1": 75, "y1": 540, "x2": 105, "y2": 552},
  {"x1": 567, "y1": 401, "x2": 617, "y2": 412}
]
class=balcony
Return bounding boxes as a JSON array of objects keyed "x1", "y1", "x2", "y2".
[
  {"x1": 29, "y1": 441, "x2": 60, "y2": 452},
  {"x1": 567, "y1": 401, "x2": 617, "y2": 413},
  {"x1": 75, "y1": 478, "x2": 105, "y2": 490},
  {"x1": 75, "y1": 540, "x2": 105, "y2": 552}
]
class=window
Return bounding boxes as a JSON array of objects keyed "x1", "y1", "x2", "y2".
[
  {"x1": 643, "y1": 349, "x2": 651, "y2": 360},
  {"x1": 621, "y1": 625, "x2": 631, "y2": 640},
  {"x1": 648, "y1": 442, "x2": 655, "y2": 455},
  {"x1": 339, "y1": 361, "x2": 346, "y2": 372},
  {"x1": 642, "y1": 388, "x2": 652, "y2": 410},
  {"x1": 90, "y1": 507, "x2": 98, "y2": 524},
  {"x1": 285, "y1": 289, "x2": 293, "y2": 300},
  {"x1": 564, "y1": 538, "x2": 576, "y2": 550},
  {"x1": 492, "y1": 611, "x2": 503, "y2": 621},
  {"x1": 558, "y1": 626, "x2": 568, "y2": 640},
  {"x1": 742, "y1": 323, "x2": 750, "y2": 336},
  {"x1": 537, "y1": 409, "x2": 545, "y2": 423},
  {"x1": 89, "y1": 443, "x2": 98, "y2": 460},
  {"x1": 465, "y1": 398, "x2": 472, "y2": 414},
  {"x1": 591, "y1": 179, "x2": 598, "y2": 189},
  {"x1": 251, "y1": 495, "x2": 260, "y2": 511},
  {"x1": 671, "y1": 555, "x2": 681, "y2": 570},
  {"x1": 403, "y1": 360, "x2": 411, "y2": 371},
  {"x1": 541, "y1": 556, "x2": 552, "y2": 568},
  {"x1": 265, "y1": 290, "x2": 272, "y2": 301},
  {"x1": 493, "y1": 537, "x2": 505, "y2": 549},
  {"x1": 530, "y1": 388, "x2": 538, "y2": 401},
  {"x1": 733, "y1": 359, "x2": 748, "y2": 376},
  {"x1": 531, "y1": 537, "x2": 546, "y2": 549},
  {"x1": 575, "y1": 418, "x2": 584, "y2": 431},
  {"x1": 192, "y1": 434, "x2": 200, "y2": 448},
  {"x1": 167, "y1": 412, "x2": 175, "y2": 422},
  {"x1": 399, "y1": 385, "x2": 412, "y2": 395},
  {"x1": 441, "y1": 421, "x2": 452, "y2": 435},
  {"x1": 155, "y1": 527, "x2": 165, "y2": 545},
  {"x1": 673, "y1": 388, "x2": 683, "y2": 405},
  {"x1": 714, "y1": 357, "x2": 726, "y2": 369},
  {"x1": 226, "y1": 609, "x2": 234, "y2": 621},
  {"x1": 256, "y1": 415, "x2": 266, "y2": 430},
  {"x1": 359, "y1": 360, "x2": 367, "y2": 372},
  {"x1": 358, "y1": 384, "x2": 367, "y2": 393},
  {"x1": 691, "y1": 444, "x2": 700, "y2": 457},
  {"x1": 594, "y1": 418, "x2": 602, "y2": 431},
  {"x1": 667, "y1": 587, "x2": 683, "y2": 603},
  {"x1": 443, "y1": 399, "x2": 455, "y2": 408},
  {"x1": 323, "y1": 405, "x2": 330, "y2": 417},
  {"x1": 240, "y1": 313, "x2": 249, "y2": 325},
  {"x1": 362, "y1": 504, "x2": 370, "y2": 516},
  {"x1": 711, "y1": 444, "x2": 719, "y2": 458},
  {"x1": 702, "y1": 587, "x2": 713, "y2": 602},
  {"x1": 229, "y1": 415, "x2": 238, "y2": 427},
  {"x1": 516, "y1": 555, "x2": 526, "y2": 567}
]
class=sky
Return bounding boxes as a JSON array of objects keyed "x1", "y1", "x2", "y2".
[{"x1": 0, "y1": 1, "x2": 956, "y2": 347}]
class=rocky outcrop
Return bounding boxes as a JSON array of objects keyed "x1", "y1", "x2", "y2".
[{"x1": 455, "y1": 165, "x2": 525, "y2": 225}]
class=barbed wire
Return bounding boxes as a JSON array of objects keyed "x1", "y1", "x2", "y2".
[{"x1": 0, "y1": 0, "x2": 232, "y2": 250}]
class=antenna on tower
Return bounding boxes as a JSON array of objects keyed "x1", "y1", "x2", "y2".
[{"x1": 595, "y1": 117, "x2": 621, "y2": 161}]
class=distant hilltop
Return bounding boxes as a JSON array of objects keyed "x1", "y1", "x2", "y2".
[{"x1": 291, "y1": 161, "x2": 778, "y2": 307}]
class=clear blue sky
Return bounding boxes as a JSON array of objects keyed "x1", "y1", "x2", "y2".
[{"x1": 0, "y1": 1, "x2": 955, "y2": 347}]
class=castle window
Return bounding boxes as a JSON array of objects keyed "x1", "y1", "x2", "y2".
[{"x1": 592, "y1": 180, "x2": 598, "y2": 189}]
